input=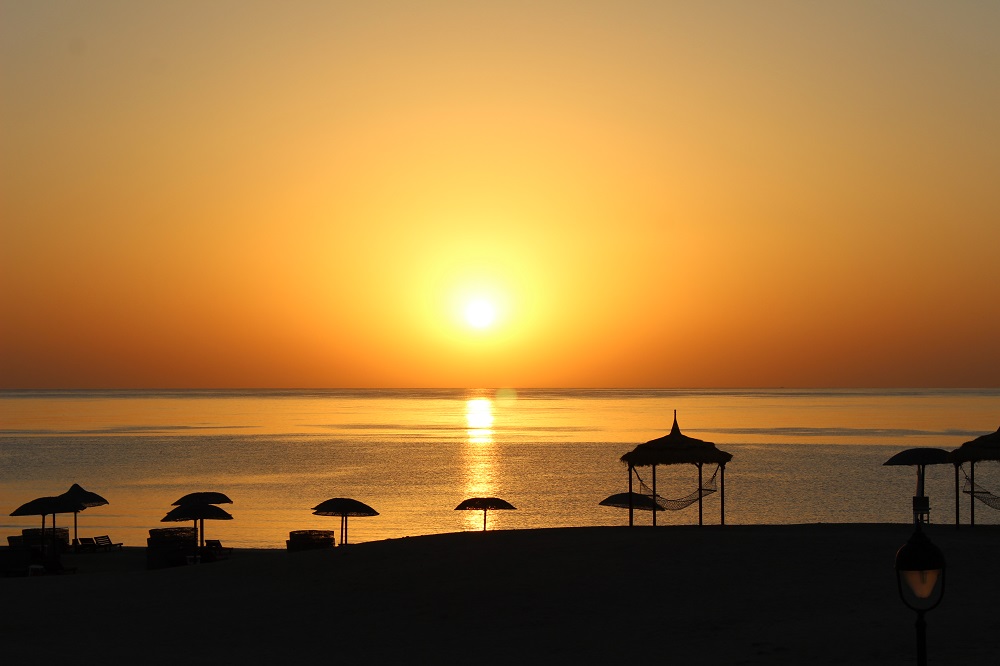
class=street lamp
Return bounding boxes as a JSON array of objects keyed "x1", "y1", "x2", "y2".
[{"x1": 895, "y1": 527, "x2": 946, "y2": 666}]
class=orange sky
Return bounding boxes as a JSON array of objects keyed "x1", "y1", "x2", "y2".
[{"x1": 2, "y1": 1, "x2": 999, "y2": 389}]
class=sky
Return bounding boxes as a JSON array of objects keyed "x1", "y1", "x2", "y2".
[{"x1": 2, "y1": 1, "x2": 999, "y2": 389}]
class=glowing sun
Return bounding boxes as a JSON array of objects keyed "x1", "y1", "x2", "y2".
[{"x1": 464, "y1": 298, "x2": 497, "y2": 329}]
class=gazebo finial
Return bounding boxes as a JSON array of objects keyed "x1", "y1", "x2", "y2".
[{"x1": 671, "y1": 409, "x2": 680, "y2": 434}]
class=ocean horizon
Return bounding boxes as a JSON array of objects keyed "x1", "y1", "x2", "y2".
[{"x1": 2, "y1": 388, "x2": 998, "y2": 548}]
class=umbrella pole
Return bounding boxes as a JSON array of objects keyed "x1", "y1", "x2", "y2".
[
  {"x1": 483, "y1": 509, "x2": 488, "y2": 532},
  {"x1": 74, "y1": 511, "x2": 78, "y2": 549}
]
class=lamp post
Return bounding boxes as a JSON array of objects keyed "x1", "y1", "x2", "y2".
[{"x1": 895, "y1": 526, "x2": 946, "y2": 666}]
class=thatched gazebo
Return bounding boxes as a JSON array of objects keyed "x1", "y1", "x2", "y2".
[
  {"x1": 620, "y1": 411, "x2": 732, "y2": 527},
  {"x1": 951, "y1": 426, "x2": 1000, "y2": 526}
]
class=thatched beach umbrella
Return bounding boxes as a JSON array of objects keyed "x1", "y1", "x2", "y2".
[
  {"x1": 312, "y1": 498, "x2": 379, "y2": 545},
  {"x1": 882, "y1": 448, "x2": 952, "y2": 524},
  {"x1": 161, "y1": 502, "x2": 233, "y2": 549},
  {"x1": 173, "y1": 491, "x2": 233, "y2": 506},
  {"x1": 951, "y1": 426, "x2": 1000, "y2": 526},
  {"x1": 455, "y1": 497, "x2": 516, "y2": 532},
  {"x1": 10, "y1": 495, "x2": 85, "y2": 552},
  {"x1": 59, "y1": 483, "x2": 109, "y2": 547},
  {"x1": 620, "y1": 411, "x2": 732, "y2": 527}
]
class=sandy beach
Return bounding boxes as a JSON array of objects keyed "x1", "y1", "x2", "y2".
[{"x1": 3, "y1": 523, "x2": 997, "y2": 664}]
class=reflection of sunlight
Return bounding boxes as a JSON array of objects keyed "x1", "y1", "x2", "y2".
[
  {"x1": 463, "y1": 398, "x2": 496, "y2": 530},
  {"x1": 466, "y1": 398, "x2": 494, "y2": 445}
]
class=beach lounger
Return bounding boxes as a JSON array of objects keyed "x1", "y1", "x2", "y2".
[
  {"x1": 74, "y1": 537, "x2": 97, "y2": 552},
  {"x1": 94, "y1": 535, "x2": 122, "y2": 551},
  {"x1": 204, "y1": 539, "x2": 232, "y2": 559}
]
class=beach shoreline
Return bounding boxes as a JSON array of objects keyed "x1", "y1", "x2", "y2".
[{"x1": 3, "y1": 523, "x2": 997, "y2": 664}]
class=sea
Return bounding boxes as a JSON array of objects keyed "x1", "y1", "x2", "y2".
[{"x1": 1, "y1": 388, "x2": 998, "y2": 548}]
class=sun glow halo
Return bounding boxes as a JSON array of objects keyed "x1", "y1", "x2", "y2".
[{"x1": 464, "y1": 298, "x2": 497, "y2": 329}]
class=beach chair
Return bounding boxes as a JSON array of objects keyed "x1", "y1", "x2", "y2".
[
  {"x1": 94, "y1": 535, "x2": 123, "y2": 551},
  {"x1": 204, "y1": 539, "x2": 232, "y2": 559},
  {"x1": 74, "y1": 537, "x2": 98, "y2": 552}
]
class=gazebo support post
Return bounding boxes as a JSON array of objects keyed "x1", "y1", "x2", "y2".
[
  {"x1": 720, "y1": 464, "x2": 726, "y2": 526},
  {"x1": 954, "y1": 464, "x2": 960, "y2": 527},
  {"x1": 970, "y1": 462, "x2": 975, "y2": 526},
  {"x1": 483, "y1": 509, "x2": 488, "y2": 532},
  {"x1": 651, "y1": 465, "x2": 657, "y2": 527},
  {"x1": 697, "y1": 463, "x2": 704, "y2": 526},
  {"x1": 627, "y1": 465, "x2": 634, "y2": 527}
]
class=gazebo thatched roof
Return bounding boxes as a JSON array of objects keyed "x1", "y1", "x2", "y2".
[
  {"x1": 620, "y1": 413, "x2": 733, "y2": 468},
  {"x1": 951, "y1": 426, "x2": 1000, "y2": 463}
]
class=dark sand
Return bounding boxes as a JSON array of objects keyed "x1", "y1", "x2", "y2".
[{"x1": 3, "y1": 524, "x2": 997, "y2": 664}]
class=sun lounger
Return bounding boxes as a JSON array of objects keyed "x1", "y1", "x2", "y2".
[
  {"x1": 93, "y1": 535, "x2": 122, "y2": 551},
  {"x1": 74, "y1": 537, "x2": 97, "y2": 552},
  {"x1": 204, "y1": 539, "x2": 232, "y2": 559}
]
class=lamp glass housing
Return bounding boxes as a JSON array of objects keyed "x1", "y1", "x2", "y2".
[{"x1": 895, "y1": 529, "x2": 945, "y2": 612}]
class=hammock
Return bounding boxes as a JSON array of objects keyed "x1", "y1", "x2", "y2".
[
  {"x1": 632, "y1": 465, "x2": 718, "y2": 511},
  {"x1": 960, "y1": 465, "x2": 1000, "y2": 510}
]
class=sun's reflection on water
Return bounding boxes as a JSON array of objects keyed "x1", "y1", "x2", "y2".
[{"x1": 462, "y1": 398, "x2": 497, "y2": 530}]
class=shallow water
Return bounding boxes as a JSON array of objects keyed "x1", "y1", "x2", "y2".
[{"x1": 1, "y1": 389, "x2": 998, "y2": 547}]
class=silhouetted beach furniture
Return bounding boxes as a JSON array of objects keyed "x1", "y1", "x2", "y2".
[
  {"x1": 286, "y1": 529, "x2": 336, "y2": 551},
  {"x1": 620, "y1": 411, "x2": 733, "y2": 527},
  {"x1": 20, "y1": 527, "x2": 70, "y2": 552},
  {"x1": 10, "y1": 495, "x2": 84, "y2": 555},
  {"x1": 74, "y1": 536, "x2": 97, "y2": 552},
  {"x1": 882, "y1": 447, "x2": 952, "y2": 524},
  {"x1": 311, "y1": 498, "x2": 379, "y2": 545},
  {"x1": 94, "y1": 535, "x2": 123, "y2": 551},
  {"x1": 204, "y1": 539, "x2": 232, "y2": 559},
  {"x1": 58, "y1": 483, "x2": 109, "y2": 548},
  {"x1": 146, "y1": 527, "x2": 197, "y2": 569},
  {"x1": 951, "y1": 426, "x2": 1000, "y2": 525},
  {"x1": 454, "y1": 497, "x2": 516, "y2": 531},
  {"x1": 164, "y1": 492, "x2": 234, "y2": 550}
]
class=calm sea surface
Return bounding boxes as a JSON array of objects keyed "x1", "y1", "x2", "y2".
[{"x1": 1, "y1": 389, "x2": 998, "y2": 548}]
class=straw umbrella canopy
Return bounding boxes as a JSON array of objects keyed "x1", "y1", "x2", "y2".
[
  {"x1": 168, "y1": 492, "x2": 234, "y2": 548},
  {"x1": 882, "y1": 448, "x2": 952, "y2": 524},
  {"x1": 58, "y1": 483, "x2": 109, "y2": 546},
  {"x1": 951, "y1": 426, "x2": 1000, "y2": 526},
  {"x1": 312, "y1": 498, "x2": 379, "y2": 545},
  {"x1": 161, "y1": 502, "x2": 233, "y2": 549},
  {"x1": 455, "y1": 497, "x2": 516, "y2": 532},
  {"x1": 620, "y1": 411, "x2": 733, "y2": 527},
  {"x1": 173, "y1": 491, "x2": 232, "y2": 506},
  {"x1": 10, "y1": 495, "x2": 86, "y2": 552}
]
